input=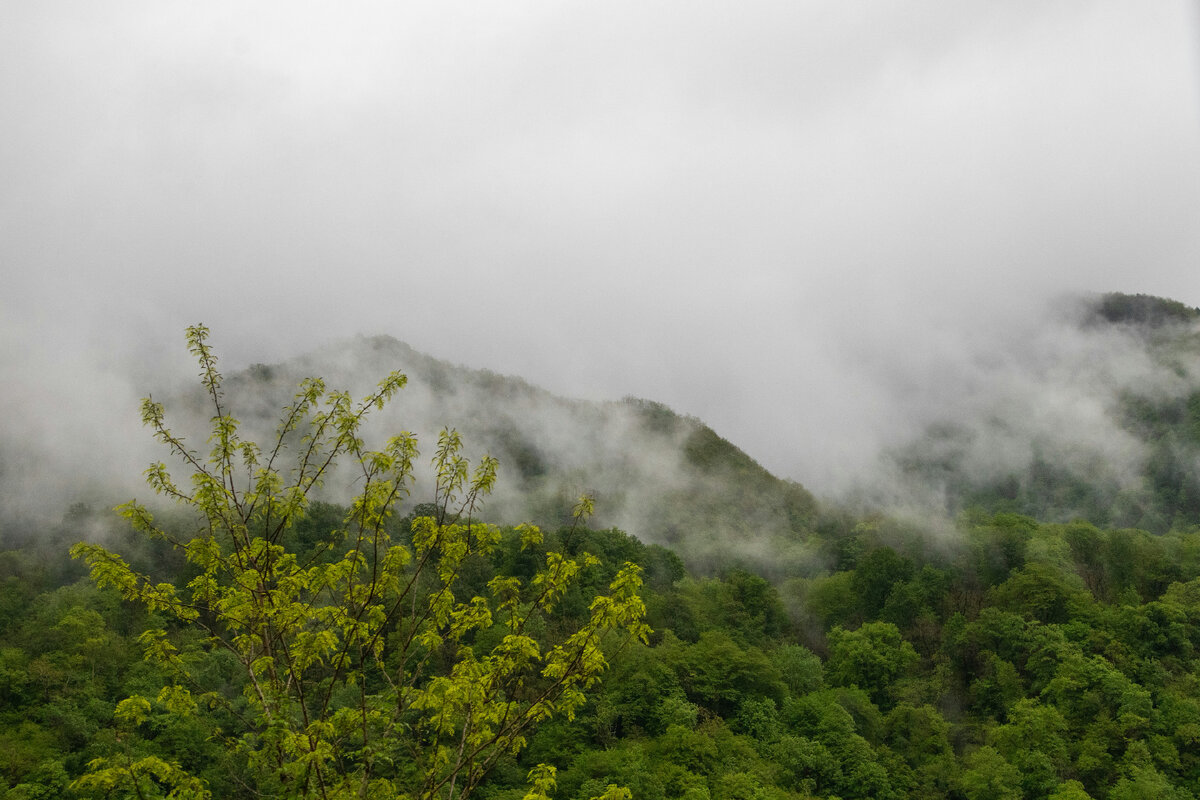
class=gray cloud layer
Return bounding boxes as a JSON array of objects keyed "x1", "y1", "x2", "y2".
[{"x1": 3, "y1": 2, "x2": 1199, "y2": 512}]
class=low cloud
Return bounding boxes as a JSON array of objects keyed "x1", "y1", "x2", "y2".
[{"x1": 2, "y1": 3, "x2": 1198, "y2": 541}]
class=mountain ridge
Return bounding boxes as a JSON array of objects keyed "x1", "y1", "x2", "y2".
[{"x1": 216, "y1": 333, "x2": 820, "y2": 574}]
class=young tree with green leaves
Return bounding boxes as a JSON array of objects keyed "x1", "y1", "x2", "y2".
[{"x1": 71, "y1": 325, "x2": 647, "y2": 800}]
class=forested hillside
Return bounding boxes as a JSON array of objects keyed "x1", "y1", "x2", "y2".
[
  {"x1": 4, "y1": 294, "x2": 1200, "y2": 799},
  {"x1": 165, "y1": 334, "x2": 820, "y2": 575},
  {"x1": 7, "y1": 505, "x2": 1200, "y2": 798},
  {"x1": 880, "y1": 293, "x2": 1200, "y2": 533}
]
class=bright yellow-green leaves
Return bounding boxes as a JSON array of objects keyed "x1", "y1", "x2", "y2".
[
  {"x1": 573, "y1": 493, "x2": 596, "y2": 521},
  {"x1": 75, "y1": 691, "x2": 210, "y2": 799},
  {"x1": 70, "y1": 325, "x2": 648, "y2": 800},
  {"x1": 520, "y1": 766, "x2": 630, "y2": 800},
  {"x1": 114, "y1": 695, "x2": 152, "y2": 728},
  {"x1": 522, "y1": 765, "x2": 558, "y2": 800},
  {"x1": 73, "y1": 755, "x2": 212, "y2": 800},
  {"x1": 517, "y1": 522, "x2": 543, "y2": 550},
  {"x1": 156, "y1": 685, "x2": 198, "y2": 716}
]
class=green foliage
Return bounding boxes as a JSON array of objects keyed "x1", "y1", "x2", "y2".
[
  {"x1": 1047, "y1": 781, "x2": 1095, "y2": 800},
  {"x1": 852, "y1": 547, "x2": 914, "y2": 618},
  {"x1": 770, "y1": 644, "x2": 823, "y2": 697},
  {"x1": 825, "y1": 622, "x2": 918, "y2": 708},
  {"x1": 986, "y1": 562, "x2": 1091, "y2": 624},
  {"x1": 10, "y1": 499, "x2": 1198, "y2": 798},
  {"x1": 959, "y1": 745, "x2": 1023, "y2": 800},
  {"x1": 668, "y1": 631, "x2": 785, "y2": 718},
  {"x1": 7, "y1": 324, "x2": 1200, "y2": 798},
  {"x1": 67, "y1": 326, "x2": 649, "y2": 800}
]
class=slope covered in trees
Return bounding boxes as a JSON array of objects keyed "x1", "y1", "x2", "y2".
[
  {"x1": 8, "y1": 503, "x2": 1200, "y2": 798},
  {"x1": 176, "y1": 335, "x2": 819, "y2": 575},
  {"x1": 6, "y1": 294, "x2": 1200, "y2": 798},
  {"x1": 881, "y1": 293, "x2": 1200, "y2": 532}
]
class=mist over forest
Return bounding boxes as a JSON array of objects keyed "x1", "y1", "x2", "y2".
[
  {"x1": 5, "y1": 2, "x2": 1200, "y2": 798},
  {"x1": 7, "y1": 292, "x2": 1200, "y2": 799},
  {"x1": 6, "y1": 291, "x2": 1199, "y2": 559}
]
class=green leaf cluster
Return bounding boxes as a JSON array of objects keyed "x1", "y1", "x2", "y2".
[{"x1": 63, "y1": 326, "x2": 649, "y2": 800}]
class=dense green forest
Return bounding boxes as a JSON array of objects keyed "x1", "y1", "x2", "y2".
[
  {"x1": 7, "y1": 504, "x2": 1200, "y2": 799},
  {"x1": 5, "y1": 296, "x2": 1200, "y2": 799}
]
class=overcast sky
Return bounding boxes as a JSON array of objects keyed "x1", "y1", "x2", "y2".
[{"x1": 3, "y1": 1, "x2": 1200, "y2": 497}]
